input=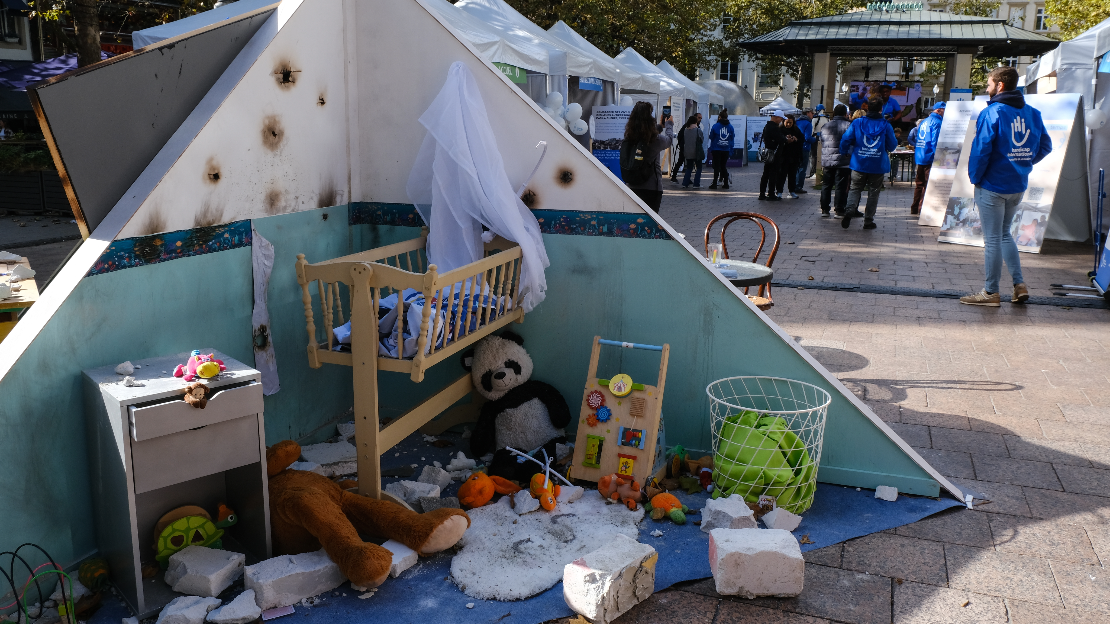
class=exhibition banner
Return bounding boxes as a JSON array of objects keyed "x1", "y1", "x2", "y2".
[
  {"x1": 848, "y1": 81, "x2": 923, "y2": 120},
  {"x1": 746, "y1": 116, "x2": 771, "y2": 162},
  {"x1": 591, "y1": 105, "x2": 632, "y2": 179},
  {"x1": 728, "y1": 115, "x2": 747, "y2": 166},
  {"x1": 579, "y1": 77, "x2": 603, "y2": 91},
  {"x1": 493, "y1": 63, "x2": 527, "y2": 84},
  {"x1": 918, "y1": 99, "x2": 986, "y2": 226},
  {"x1": 936, "y1": 94, "x2": 1084, "y2": 253}
]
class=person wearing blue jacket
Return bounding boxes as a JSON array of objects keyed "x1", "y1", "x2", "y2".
[
  {"x1": 793, "y1": 110, "x2": 814, "y2": 193},
  {"x1": 838, "y1": 96, "x2": 898, "y2": 230},
  {"x1": 708, "y1": 111, "x2": 735, "y2": 190},
  {"x1": 910, "y1": 102, "x2": 945, "y2": 215},
  {"x1": 960, "y1": 66, "x2": 1052, "y2": 307}
]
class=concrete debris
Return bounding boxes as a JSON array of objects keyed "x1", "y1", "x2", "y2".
[
  {"x1": 562, "y1": 534, "x2": 657, "y2": 624},
  {"x1": 422, "y1": 434, "x2": 438, "y2": 443},
  {"x1": 289, "y1": 461, "x2": 325, "y2": 476},
  {"x1": 446, "y1": 452, "x2": 477, "y2": 472},
  {"x1": 299, "y1": 441, "x2": 356, "y2": 466},
  {"x1": 556, "y1": 485, "x2": 584, "y2": 504},
  {"x1": 384, "y1": 480, "x2": 440, "y2": 506},
  {"x1": 874, "y1": 485, "x2": 898, "y2": 502},
  {"x1": 418, "y1": 465, "x2": 453, "y2": 490},
  {"x1": 357, "y1": 592, "x2": 374, "y2": 600},
  {"x1": 466, "y1": 603, "x2": 475, "y2": 609},
  {"x1": 511, "y1": 490, "x2": 540, "y2": 515},
  {"x1": 709, "y1": 528, "x2": 804, "y2": 598},
  {"x1": 205, "y1": 590, "x2": 261, "y2": 624},
  {"x1": 418, "y1": 496, "x2": 461, "y2": 513},
  {"x1": 50, "y1": 578, "x2": 91, "y2": 603},
  {"x1": 649, "y1": 530, "x2": 663, "y2": 537},
  {"x1": 165, "y1": 546, "x2": 246, "y2": 598},
  {"x1": 336, "y1": 422, "x2": 355, "y2": 440},
  {"x1": 115, "y1": 361, "x2": 134, "y2": 375},
  {"x1": 155, "y1": 596, "x2": 222, "y2": 624},
  {"x1": 319, "y1": 461, "x2": 357, "y2": 478},
  {"x1": 461, "y1": 427, "x2": 471, "y2": 439},
  {"x1": 761, "y1": 508, "x2": 802, "y2": 532},
  {"x1": 244, "y1": 550, "x2": 347, "y2": 610},
  {"x1": 700, "y1": 495, "x2": 758, "y2": 533},
  {"x1": 382, "y1": 540, "x2": 418, "y2": 578}
]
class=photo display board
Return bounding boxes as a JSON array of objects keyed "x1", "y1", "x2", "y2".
[
  {"x1": 746, "y1": 116, "x2": 772, "y2": 162},
  {"x1": 590, "y1": 105, "x2": 632, "y2": 179},
  {"x1": 918, "y1": 99, "x2": 986, "y2": 226}
]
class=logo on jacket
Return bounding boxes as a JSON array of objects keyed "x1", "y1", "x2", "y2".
[
  {"x1": 1011, "y1": 117, "x2": 1030, "y2": 147},
  {"x1": 864, "y1": 135, "x2": 880, "y2": 148}
]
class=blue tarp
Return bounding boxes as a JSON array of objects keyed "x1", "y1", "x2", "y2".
[{"x1": 0, "y1": 52, "x2": 111, "y2": 91}]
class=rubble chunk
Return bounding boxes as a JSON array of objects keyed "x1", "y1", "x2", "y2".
[
  {"x1": 563, "y1": 534, "x2": 657, "y2": 624},
  {"x1": 50, "y1": 578, "x2": 91, "y2": 603},
  {"x1": 511, "y1": 490, "x2": 540, "y2": 514},
  {"x1": 244, "y1": 550, "x2": 346, "y2": 610},
  {"x1": 288, "y1": 461, "x2": 324, "y2": 475},
  {"x1": 556, "y1": 485, "x2": 584, "y2": 504},
  {"x1": 205, "y1": 590, "x2": 261, "y2": 624},
  {"x1": 700, "y1": 494, "x2": 758, "y2": 533},
  {"x1": 299, "y1": 441, "x2": 356, "y2": 465},
  {"x1": 761, "y1": 508, "x2": 802, "y2": 532},
  {"x1": 708, "y1": 528, "x2": 804, "y2": 598},
  {"x1": 875, "y1": 485, "x2": 898, "y2": 502},
  {"x1": 165, "y1": 546, "x2": 246, "y2": 598},
  {"x1": 418, "y1": 496, "x2": 461, "y2": 513},
  {"x1": 382, "y1": 540, "x2": 418, "y2": 578},
  {"x1": 383, "y1": 480, "x2": 440, "y2": 505},
  {"x1": 418, "y1": 465, "x2": 453, "y2": 490},
  {"x1": 155, "y1": 596, "x2": 221, "y2": 624},
  {"x1": 445, "y1": 452, "x2": 476, "y2": 472},
  {"x1": 115, "y1": 361, "x2": 135, "y2": 375}
]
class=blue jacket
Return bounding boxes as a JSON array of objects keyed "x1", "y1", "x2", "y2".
[
  {"x1": 882, "y1": 97, "x2": 901, "y2": 119},
  {"x1": 968, "y1": 90, "x2": 1052, "y2": 194},
  {"x1": 839, "y1": 113, "x2": 898, "y2": 174},
  {"x1": 796, "y1": 117, "x2": 814, "y2": 152},
  {"x1": 709, "y1": 121, "x2": 735, "y2": 152},
  {"x1": 913, "y1": 111, "x2": 944, "y2": 166}
]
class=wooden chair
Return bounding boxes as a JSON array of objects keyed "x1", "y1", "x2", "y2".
[{"x1": 704, "y1": 212, "x2": 781, "y2": 311}]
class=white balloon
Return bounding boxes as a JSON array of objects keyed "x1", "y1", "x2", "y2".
[
  {"x1": 565, "y1": 103, "x2": 583, "y2": 121},
  {"x1": 570, "y1": 119, "x2": 588, "y2": 135},
  {"x1": 545, "y1": 91, "x2": 564, "y2": 110},
  {"x1": 1085, "y1": 107, "x2": 1107, "y2": 130},
  {"x1": 619, "y1": 95, "x2": 634, "y2": 107}
]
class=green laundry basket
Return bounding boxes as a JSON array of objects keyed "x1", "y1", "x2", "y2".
[{"x1": 707, "y1": 376, "x2": 830, "y2": 514}]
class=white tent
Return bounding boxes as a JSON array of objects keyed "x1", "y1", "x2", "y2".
[
  {"x1": 657, "y1": 60, "x2": 723, "y2": 107},
  {"x1": 546, "y1": 21, "x2": 655, "y2": 94},
  {"x1": 613, "y1": 47, "x2": 686, "y2": 111},
  {"x1": 759, "y1": 96, "x2": 802, "y2": 116},
  {"x1": 131, "y1": 0, "x2": 277, "y2": 48},
  {"x1": 696, "y1": 80, "x2": 760, "y2": 116},
  {"x1": 1026, "y1": 16, "x2": 1110, "y2": 105}
]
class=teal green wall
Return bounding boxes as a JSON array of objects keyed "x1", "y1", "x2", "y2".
[{"x1": 0, "y1": 206, "x2": 939, "y2": 574}]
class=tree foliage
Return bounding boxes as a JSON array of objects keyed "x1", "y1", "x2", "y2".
[
  {"x1": 1045, "y1": 0, "x2": 1110, "y2": 41},
  {"x1": 499, "y1": 0, "x2": 728, "y2": 77}
]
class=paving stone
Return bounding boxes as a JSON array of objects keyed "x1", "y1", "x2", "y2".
[
  {"x1": 968, "y1": 414, "x2": 1046, "y2": 438},
  {"x1": 970, "y1": 454, "x2": 1062, "y2": 490},
  {"x1": 911, "y1": 447, "x2": 975, "y2": 479},
  {"x1": 611, "y1": 588, "x2": 717, "y2": 624},
  {"x1": 893, "y1": 580, "x2": 1008, "y2": 624},
  {"x1": 1083, "y1": 444, "x2": 1110, "y2": 470},
  {"x1": 1083, "y1": 525, "x2": 1110, "y2": 567},
  {"x1": 986, "y1": 515, "x2": 1100, "y2": 565},
  {"x1": 714, "y1": 600, "x2": 830, "y2": 624},
  {"x1": 1023, "y1": 487, "x2": 1110, "y2": 526},
  {"x1": 1004, "y1": 436, "x2": 1091, "y2": 467},
  {"x1": 1058, "y1": 404, "x2": 1110, "y2": 427},
  {"x1": 771, "y1": 564, "x2": 892, "y2": 624},
  {"x1": 1053, "y1": 464, "x2": 1110, "y2": 497},
  {"x1": 700, "y1": 494, "x2": 757, "y2": 532},
  {"x1": 1050, "y1": 560, "x2": 1110, "y2": 615},
  {"x1": 1006, "y1": 598, "x2": 1110, "y2": 624},
  {"x1": 950, "y1": 478, "x2": 1032, "y2": 516},
  {"x1": 888, "y1": 422, "x2": 931, "y2": 448},
  {"x1": 841, "y1": 533, "x2": 947, "y2": 586},
  {"x1": 944, "y1": 544, "x2": 1062, "y2": 606},
  {"x1": 1040, "y1": 421, "x2": 1110, "y2": 447},
  {"x1": 801, "y1": 544, "x2": 841, "y2": 568},
  {"x1": 896, "y1": 508, "x2": 994, "y2": 548},
  {"x1": 931, "y1": 428, "x2": 1008, "y2": 457},
  {"x1": 900, "y1": 409, "x2": 970, "y2": 430}
]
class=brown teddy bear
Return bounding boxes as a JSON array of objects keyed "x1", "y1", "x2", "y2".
[{"x1": 266, "y1": 440, "x2": 470, "y2": 587}]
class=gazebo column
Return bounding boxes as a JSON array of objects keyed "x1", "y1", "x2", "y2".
[
  {"x1": 811, "y1": 51, "x2": 838, "y2": 110},
  {"x1": 942, "y1": 46, "x2": 976, "y2": 99}
]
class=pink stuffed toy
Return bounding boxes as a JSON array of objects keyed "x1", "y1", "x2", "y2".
[{"x1": 173, "y1": 350, "x2": 226, "y2": 381}]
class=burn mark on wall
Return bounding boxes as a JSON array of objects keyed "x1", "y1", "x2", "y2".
[
  {"x1": 138, "y1": 210, "x2": 167, "y2": 237},
  {"x1": 194, "y1": 199, "x2": 224, "y2": 228},
  {"x1": 520, "y1": 189, "x2": 538, "y2": 209},
  {"x1": 204, "y1": 157, "x2": 221, "y2": 184},
  {"x1": 265, "y1": 188, "x2": 284, "y2": 215},
  {"x1": 183, "y1": 224, "x2": 222, "y2": 250},
  {"x1": 273, "y1": 60, "x2": 300, "y2": 88},
  {"x1": 261, "y1": 115, "x2": 284, "y2": 151},
  {"x1": 317, "y1": 179, "x2": 338, "y2": 209},
  {"x1": 318, "y1": 94, "x2": 326, "y2": 106},
  {"x1": 556, "y1": 168, "x2": 574, "y2": 187}
]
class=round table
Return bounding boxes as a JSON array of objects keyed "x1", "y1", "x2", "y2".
[{"x1": 713, "y1": 259, "x2": 774, "y2": 288}]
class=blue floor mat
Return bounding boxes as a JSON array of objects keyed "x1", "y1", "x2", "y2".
[{"x1": 90, "y1": 429, "x2": 961, "y2": 623}]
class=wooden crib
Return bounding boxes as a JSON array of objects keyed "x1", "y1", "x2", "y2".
[{"x1": 295, "y1": 231, "x2": 525, "y2": 501}]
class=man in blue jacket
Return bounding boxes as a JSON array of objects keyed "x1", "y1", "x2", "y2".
[
  {"x1": 961, "y1": 67, "x2": 1052, "y2": 306},
  {"x1": 793, "y1": 109, "x2": 814, "y2": 193},
  {"x1": 909, "y1": 102, "x2": 945, "y2": 215},
  {"x1": 839, "y1": 96, "x2": 898, "y2": 230}
]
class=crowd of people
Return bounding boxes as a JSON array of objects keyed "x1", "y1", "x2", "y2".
[{"x1": 618, "y1": 65, "x2": 1051, "y2": 307}]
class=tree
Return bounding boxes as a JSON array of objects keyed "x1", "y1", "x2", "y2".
[
  {"x1": 71, "y1": 0, "x2": 100, "y2": 67},
  {"x1": 1045, "y1": 0, "x2": 1110, "y2": 41},
  {"x1": 499, "y1": 0, "x2": 728, "y2": 77}
]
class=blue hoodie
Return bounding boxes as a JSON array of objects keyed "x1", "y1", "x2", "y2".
[
  {"x1": 968, "y1": 90, "x2": 1052, "y2": 195},
  {"x1": 913, "y1": 111, "x2": 944, "y2": 166},
  {"x1": 796, "y1": 116, "x2": 814, "y2": 152},
  {"x1": 839, "y1": 113, "x2": 898, "y2": 174},
  {"x1": 709, "y1": 120, "x2": 735, "y2": 153}
]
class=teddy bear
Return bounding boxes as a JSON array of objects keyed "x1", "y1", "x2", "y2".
[
  {"x1": 464, "y1": 331, "x2": 570, "y2": 482},
  {"x1": 183, "y1": 382, "x2": 212, "y2": 408},
  {"x1": 266, "y1": 440, "x2": 470, "y2": 587},
  {"x1": 598, "y1": 473, "x2": 642, "y2": 510}
]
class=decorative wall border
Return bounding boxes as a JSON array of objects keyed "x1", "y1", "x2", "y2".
[
  {"x1": 87, "y1": 220, "x2": 252, "y2": 276},
  {"x1": 348, "y1": 202, "x2": 671, "y2": 240}
]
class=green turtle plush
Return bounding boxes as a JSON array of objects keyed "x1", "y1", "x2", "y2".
[{"x1": 154, "y1": 504, "x2": 238, "y2": 566}]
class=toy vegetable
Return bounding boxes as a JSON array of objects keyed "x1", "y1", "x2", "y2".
[{"x1": 644, "y1": 493, "x2": 688, "y2": 524}]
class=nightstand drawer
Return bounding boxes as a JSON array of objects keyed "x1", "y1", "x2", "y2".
[
  {"x1": 129, "y1": 381, "x2": 263, "y2": 442},
  {"x1": 131, "y1": 415, "x2": 261, "y2": 494}
]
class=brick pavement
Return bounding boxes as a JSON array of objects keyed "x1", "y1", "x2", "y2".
[{"x1": 554, "y1": 167, "x2": 1109, "y2": 623}]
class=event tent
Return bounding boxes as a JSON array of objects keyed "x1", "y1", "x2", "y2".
[
  {"x1": 696, "y1": 80, "x2": 760, "y2": 116},
  {"x1": 657, "y1": 60, "x2": 722, "y2": 108},
  {"x1": 1026, "y1": 16, "x2": 1110, "y2": 105},
  {"x1": 546, "y1": 21, "x2": 655, "y2": 94},
  {"x1": 131, "y1": 0, "x2": 277, "y2": 47},
  {"x1": 759, "y1": 96, "x2": 802, "y2": 115},
  {"x1": 613, "y1": 47, "x2": 686, "y2": 113}
]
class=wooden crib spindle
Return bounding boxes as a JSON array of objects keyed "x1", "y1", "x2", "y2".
[
  {"x1": 332, "y1": 282, "x2": 345, "y2": 326},
  {"x1": 318, "y1": 280, "x2": 333, "y2": 351}
]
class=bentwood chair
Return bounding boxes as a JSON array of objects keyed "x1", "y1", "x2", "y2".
[{"x1": 704, "y1": 212, "x2": 781, "y2": 311}]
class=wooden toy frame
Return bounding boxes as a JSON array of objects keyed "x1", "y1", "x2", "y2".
[{"x1": 570, "y1": 337, "x2": 669, "y2": 485}]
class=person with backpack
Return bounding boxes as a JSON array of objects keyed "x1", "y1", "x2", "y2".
[
  {"x1": 793, "y1": 109, "x2": 814, "y2": 193},
  {"x1": 757, "y1": 111, "x2": 785, "y2": 201},
  {"x1": 960, "y1": 66, "x2": 1052, "y2": 307},
  {"x1": 909, "y1": 102, "x2": 945, "y2": 215},
  {"x1": 679, "y1": 114, "x2": 705, "y2": 188},
  {"x1": 708, "y1": 111, "x2": 734, "y2": 189},
  {"x1": 816, "y1": 104, "x2": 852, "y2": 217},
  {"x1": 620, "y1": 101, "x2": 675, "y2": 211},
  {"x1": 838, "y1": 96, "x2": 898, "y2": 230}
]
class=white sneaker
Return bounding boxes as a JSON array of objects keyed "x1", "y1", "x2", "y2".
[{"x1": 788, "y1": 192, "x2": 798, "y2": 199}]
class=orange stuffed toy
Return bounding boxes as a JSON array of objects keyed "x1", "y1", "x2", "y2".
[
  {"x1": 266, "y1": 441, "x2": 470, "y2": 587},
  {"x1": 597, "y1": 473, "x2": 642, "y2": 511}
]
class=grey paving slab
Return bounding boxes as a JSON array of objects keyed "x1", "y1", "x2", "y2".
[
  {"x1": 841, "y1": 533, "x2": 947, "y2": 586},
  {"x1": 987, "y1": 515, "x2": 1100, "y2": 565},
  {"x1": 911, "y1": 447, "x2": 976, "y2": 479},
  {"x1": 771, "y1": 564, "x2": 892, "y2": 624},
  {"x1": 1053, "y1": 464, "x2": 1110, "y2": 498},
  {"x1": 1004, "y1": 436, "x2": 1092, "y2": 467},
  {"x1": 613, "y1": 588, "x2": 718, "y2": 623},
  {"x1": 893, "y1": 581, "x2": 1008, "y2": 624},
  {"x1": 1050, "y1": 560, "x2": 1110, "y2": 615},
  {"x1": 944, "y1": 544, "x2": 1062, "y2": 606},
  {"x1": 1022, "y1": 487, "x2": 1110, "y2": 526},
  {"x1": 895, "y1": 508, "x2": 995, "y2": 548},
  {"x1": 970, "y1": 454, "x2": 1063, "y2": 490}
]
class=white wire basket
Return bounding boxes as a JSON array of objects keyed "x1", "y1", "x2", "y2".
[{"x1": 706, "y1": 376, "x2": 831, "y2": 514}]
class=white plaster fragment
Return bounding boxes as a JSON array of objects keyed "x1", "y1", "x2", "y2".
[
  {"x1": 289, "y1": 461, "x2": 324, "y2": 476},
  {"x1": 205, "y1": 590, "x2": 261, "y2": 624},
  {"x1": 115, "y1": 361, "x2": 134, "y2": 375},
  {"x1": 384, "y1": 480, "x2": 440, "y2": 505},
  {"x1": 50, "y1": 579, "x2": 90, "y2": 603},
  {"x1": 244, "y1": 550, "x2": 346, "y2": 610},
  {"x1": 709, "y1": 528, "x2": 804, "y2": 598},
  {"x1": 299, "y1": 441, "x2": 356, "y2": 465},
  {"x1": 418, "y1": 465, "x2": 453, "y2": 490},
  {"x1": 650, "y1": 530, "x2": 663, "y2": 537},
  {"x1": 336, "y1": 422, "x2": 355, "y2": 440},
  {"x1": 562, "y1": 534, "x2": 657, "y2": 624},
  {"x1": 382, "y1": 540, "x2": 418, "y2": 578},
  {"x1": 761, "y1": 508, "x2": 802, "y2": 532},
  {"x1": 155, "y1": 596, "x2": 222, "y2": 624},
  {"x1": 556, "y1": 485, "x2": 584, "y2": 504},
  {"x1": 511, "y1": 490, "x2": 540, "y2": 515},
  {"x1": 446, "y1": 452, "x2": 476, "y2": 472},
  {"x1": 875, "y1": 485, "x2": 898, "y2": 502},
  {"x1": 701, "y1": 495, "x2": 758, "y2": 533},
  {"x1": 165, "y1": 546, "x2": 246, "y2": 598}
]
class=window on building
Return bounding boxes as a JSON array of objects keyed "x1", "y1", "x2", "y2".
[
  {"x1": 757, "y1": 72, "x2": 781, "y2": 88},
  {"x1": 0, "y1": 7, "x2": 18, "y2": 40},
  {"x1": 721, "y1": 13, "x2": 732, "y2": 25},
  {"x1": 719, "y1": 59, "x2": 738, "y2": 83},
  {"x1": 1035, "y1": 6, "x2": 1048, "y2": 31},
  {"x1": 1001, "y1": 57, "x2": 1019, "y2": 67},
  {"x1": 1008, "y1": 6, "x2": 1025, "y2": 28}
]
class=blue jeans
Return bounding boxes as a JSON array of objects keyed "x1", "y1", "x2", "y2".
[
  {"x1": 976, "y1": 186, "x2": 1024, "y2": 293},
  {"x1": 682, "y1": 158, "x2": 703, "y2": 187},
  {"x1": 794, "y1": 150, "x2": 810, "y2": 190}
]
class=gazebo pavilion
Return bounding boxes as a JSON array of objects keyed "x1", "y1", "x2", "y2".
[{"x1": 737, "y1": 8, "x2": 1061, "y2": 110}]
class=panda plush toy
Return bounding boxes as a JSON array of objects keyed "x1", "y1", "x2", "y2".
[{"x1": 463, "y1": 331, "x2": 570, "y2": 481}]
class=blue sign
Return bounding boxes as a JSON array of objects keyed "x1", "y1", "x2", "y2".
[
  {"x1": 1100, "y1": 51, "x2": 1110, "y2": 74},
  {"x1": 579, "y1": 77, "x2": 603, "y2": 91}
]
